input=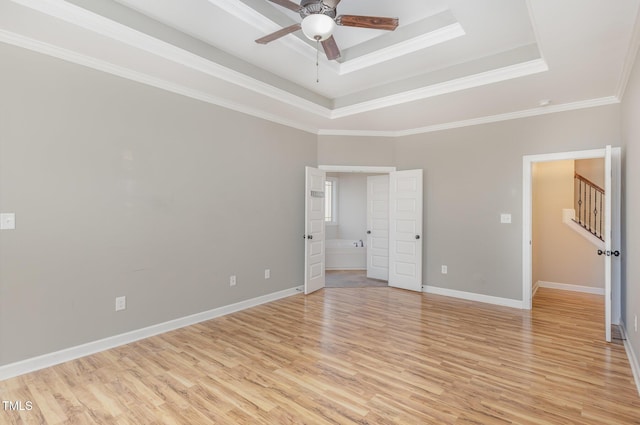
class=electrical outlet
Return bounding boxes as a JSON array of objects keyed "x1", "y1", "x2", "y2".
[
  {"x1": 441, "y1": 265, "x2": 448, "y2": 274},
  {"x1": 115, "y1": 296, "x2": 126, "y2": 311},
  {"x1": 229, "y1": 275, "x2": 236, "y2": 286},
  {"x1": 0, "y1": 213, "x2": 16, "y2": 230},
  {"x1": 500, "y1": 213, "x2": 512, "y2": 224},
  {"x1": 264, "y1": 269, "x2": 270, "y2": 279}
]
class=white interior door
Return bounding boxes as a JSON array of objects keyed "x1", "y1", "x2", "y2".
[
  {"x1": 304, "y1": 166, "x2": 326, "y2": 295},
  {"x1": 611, "y1": 147, "x2": 622, "y2": 329},
  {"x1": 388, "y1": 169, "x2": 423, "y2": 292},
  {"x1": 604, "y1": 146, "x2": 622, "y2": 342},
  {"x1": 367, "y1": 175, "x2": 389, "y2": 281}
]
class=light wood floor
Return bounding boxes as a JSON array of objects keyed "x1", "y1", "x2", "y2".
[{"x1": 1, "y1": 287, "x2": 639, "y2": 424}]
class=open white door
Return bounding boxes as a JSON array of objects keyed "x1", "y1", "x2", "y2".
[
  {"x1": 388, "y1": 169, "x2": 423, "y2": 292},
  {"x1": 304, "y1": 166, "x2": 326, "y2": 295},
  {"x1": 611, "y1": 147, "x2": 622, "y2": 332},
  {"x1": 367, "y1": 175, "x2": 389, "y2": 281},
  {"x1": 603, "y1": 146, "x2": 622, "y2": 342}
]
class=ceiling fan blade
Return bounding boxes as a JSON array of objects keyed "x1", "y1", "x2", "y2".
[
  {"x1": 336, "y1": 15, "x2": 399, "y2": 31},
  {"x1": 321, "y1": 35, "x2": 341, "y2": 60},
  {"x1": 255, "y1": 23, "x2": 302, "y2": 44},
  {"x1": 323, "y1": 0, "x2": 341, "y2": 8},
  {"x1": 266, "y1": 0, "x2": 302, "y2": 12}
]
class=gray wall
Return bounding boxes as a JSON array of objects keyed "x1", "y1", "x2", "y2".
[
  {"x1": 575, "y1": 158, "x2": 605, "y2": 189},
  {"x1": 318, "y1": 135, "x2": 396, "y2": 166},
  {"x1": 1, "y1": 39, "x2": 635, "y2": 370},
  {"x1": 0, "y1": 43, "x2": 316, "y2": 365},
  {"x1": 319, "y1": 106, "x2": 621, "y2": 301},
  {"x1": 335, "y1": 173, "x2": 369, "y2": 241},
  {"x1": 621, "y1": 46, "x2": 640, "y2": 367},
  {"x1": 394, "y1": 106, "x2": 620, "y2": 301}
]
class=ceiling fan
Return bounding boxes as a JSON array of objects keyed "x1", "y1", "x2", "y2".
[{"x1": 255, "y1": 0, "x2": 399, "y2": 61}]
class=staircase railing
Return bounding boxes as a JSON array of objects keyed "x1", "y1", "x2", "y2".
[{"x1": 574, "y1": 173, "x2": 604, "y2": 241}]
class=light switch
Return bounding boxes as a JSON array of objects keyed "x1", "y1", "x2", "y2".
[
  {"x1": 0, "y1": 213, "x2": 16, "y2": 230},
  {"x1": 500, "y1": 213, "x2": 512, "y2": 224}
]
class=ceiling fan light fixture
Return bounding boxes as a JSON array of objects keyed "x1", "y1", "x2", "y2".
[{"x1": 301, "y1": 13, "x2": 336, "y2": 41}]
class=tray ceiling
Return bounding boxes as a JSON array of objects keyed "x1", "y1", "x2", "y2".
[{"x1": 1, "y1": 0, "x2": 639, "y2": 135}]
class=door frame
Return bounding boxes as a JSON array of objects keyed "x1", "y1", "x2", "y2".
[
  {"x1": 318, "y1": 165, "x2": 397, "y2": 282},
  {"x1": 522, "y1": 148, "x2": 621, "y2": 326},
  {"x1": 319, "y1": 166, "x2": 397, "y2": 173}
]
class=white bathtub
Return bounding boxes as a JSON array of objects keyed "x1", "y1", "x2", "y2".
[{"x1": 325, "y1": 239, "x2": 367, "y2": 270}]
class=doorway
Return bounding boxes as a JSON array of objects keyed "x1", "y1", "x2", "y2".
[
  {"x1": 522, "y1": 147, "x2": 621, "y2": 342},
  {"x1": 531, "y1": 159, "x2": 605, "y2": 296},
  {"x1": 321, "y1": 167, "x2": 392, "y2": 289},
  {"x1": 304, "y1": 166, "x2": 424, "y2": 294},
  {"x1": 323, "y1": 171, "x2": 388, "y2": 288}
]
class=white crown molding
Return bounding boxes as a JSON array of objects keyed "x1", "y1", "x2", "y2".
[
  {"x1": 320, "y1": 96, "x2": 620, "y2": 137},
  {"x1": 0, "y1": 29, "x2": 319, "y2": 135},
  {"x1": 423, "y1": 285, "x2": 524, "y2": 309},
  {"x1": 4, "y1": 0, "x2": 553, "y2": 121},
  {"x1": 337, "y1": 23, "x2": 465, "y2": 75},
  {"x1": 327, "y1": 98, "x2": 617, "y2": 136},
  {"x1": 330, "y1": 58, "x2": 549, "y2": 119},
  {"x1": 0, "y1": 285, "x2": 304, "y2": 381},
  {"x1": 9, "y1": 0, "x2": 333, "y2": 118},
  {"x1": 3, "y1": 1, "x2": 624, "y2": 138},
  {"x1": 4, "y1": 0, "x2": 550, "y2": 121},
  {"x1": 5, "y1": 24, "x2": 618, "y2": 139},
  {"x1": 394, "y1": 96, "x2": 620, "y2": 136},
  {"x1": 317, "y1": 129, "x2": 398, "y2": 137}
]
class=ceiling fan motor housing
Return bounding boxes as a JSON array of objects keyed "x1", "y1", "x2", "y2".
[{"x1": 299, "y1": 0, "x2": 336, "y2": 19}]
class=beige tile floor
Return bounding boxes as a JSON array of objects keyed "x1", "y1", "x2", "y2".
[{"x1": 325, "y1": 270, "x2": 388, "y2": 288}]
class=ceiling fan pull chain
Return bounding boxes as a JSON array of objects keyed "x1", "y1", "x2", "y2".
[{"x1": 316, "y1": 39, "x2": 320, "y2": 83}]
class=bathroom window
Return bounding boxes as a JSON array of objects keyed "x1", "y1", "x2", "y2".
[{"x1": 325, "y1": 177, "x2": 338, "y2": 225}]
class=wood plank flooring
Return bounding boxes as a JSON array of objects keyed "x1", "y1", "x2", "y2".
[{"x1": 1, "y1": 287, "x2": 639, "y2": 424}]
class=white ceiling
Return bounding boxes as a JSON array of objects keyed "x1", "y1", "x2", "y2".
[{"x1": 1, "y1": 0, "x2": 639, "y2": 135}]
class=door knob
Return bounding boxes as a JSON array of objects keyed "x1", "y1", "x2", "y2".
[
  {"x1": 367, "y1": 230, "x2": 371, "y2": 234},
  {"x1": 598, "y1": 249, "x2": 619, "y2": 257},
  {"x1": 415, "y1": 235, "x2": 420, "y2": 240},
  {"x1": 307, "y1": 235, "x2": 313, "y2": 240}
]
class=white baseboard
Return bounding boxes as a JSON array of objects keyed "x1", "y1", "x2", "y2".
[
  {"x1": 533, "y1": 281, "x2": 540, "y2": 297},
  {"x1": 537, "y1": 280, "x2": 605, "y2": 295},
  {"x1": 422, "y1": 285, "x2": 524, "y2": 309},
  {"x1": 0, "y1": 285, "x2": 303, "y2": 382},
  {"x1": 619, "y1": 322, "x2": 640, "y2": 396}
]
